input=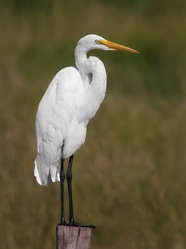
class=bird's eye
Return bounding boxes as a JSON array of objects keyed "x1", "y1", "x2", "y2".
[{"x1": 95, "y1": 40, "x2": 101, "y2": 44}]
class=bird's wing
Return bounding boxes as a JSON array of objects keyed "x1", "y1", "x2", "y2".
[{"x1": 34, "y1": 67, "x2": 82, "y2": 186}]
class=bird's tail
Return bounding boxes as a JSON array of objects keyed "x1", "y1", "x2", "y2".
[
  {"x1": 34, "y1": 153, "x2": 50, "y2": 186},
  {"x1": 34, "y1": 153, "x2": 61, "y2": 186}
]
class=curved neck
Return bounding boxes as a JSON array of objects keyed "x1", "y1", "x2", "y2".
[
  {"x1": 74, "y1": 45, "x2": 107, "y2": 115},
  {"x1": 75, "y1": 46, "x2": 107, "y2": 98},
  {"x1": 75, "y1": 48, "x2": 89, "y2": 79}
]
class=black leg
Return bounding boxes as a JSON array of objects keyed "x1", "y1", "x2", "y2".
[
  {"x1": 59, "y1": 158, "x2": 67, "y2": 225},
  {"x1": 66, "y1": 155, "x2": 75, "y2": 224},
  {"x1": 66, "y1": 155, "x2": 96, "y2": 229}
]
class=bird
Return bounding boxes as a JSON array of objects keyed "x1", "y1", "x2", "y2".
[{"x1": 34, "y1": 34, "x2": 139, "y2": 228}]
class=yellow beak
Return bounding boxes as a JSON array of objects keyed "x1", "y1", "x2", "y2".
[{"x1": 98, "y1": 39, "x2": 139, "y2": 54}]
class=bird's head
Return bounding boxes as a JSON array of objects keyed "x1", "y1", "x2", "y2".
[{"x1": 77, "y1": 34, "x2": 139, "y2": 53}]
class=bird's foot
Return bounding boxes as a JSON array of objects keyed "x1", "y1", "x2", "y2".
[
  {"x1": 68, "y1": 221, "x2": 96, "y2": 229},
  {"x1": 58, "y1": 220, "x2": 68, "y2": 226}
]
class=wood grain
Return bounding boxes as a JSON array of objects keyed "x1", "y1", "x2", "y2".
[{"x1": 56, "y1": 225, "x2": 92, "y2": 249}]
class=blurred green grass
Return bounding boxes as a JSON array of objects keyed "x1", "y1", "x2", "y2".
[{"x1": 1, "y1": 1, "x2": 186, "y2": 248}]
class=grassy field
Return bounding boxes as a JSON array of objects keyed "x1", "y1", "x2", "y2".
[{"x1": 0, "y1": 1, "x2": 186, "y2": 248}]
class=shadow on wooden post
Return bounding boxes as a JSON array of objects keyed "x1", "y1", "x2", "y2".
[{"x1": 56, "y1": 225, "x2": 92, "y2": 249}]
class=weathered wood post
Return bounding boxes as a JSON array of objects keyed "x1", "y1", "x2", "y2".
[{"x1": 56, "y1": 225, "x2": 92, "y2": 249}]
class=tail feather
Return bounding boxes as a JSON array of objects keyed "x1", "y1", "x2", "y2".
[
  {"x1": 49, "y1": 162, "x2": 60, "y2": 183},
  {"x1": 34, "y1": 153, "x2": 61, "y2": 186},
  {"x1": 34, "y1": 153, "x2": 50, "y2": 186}
]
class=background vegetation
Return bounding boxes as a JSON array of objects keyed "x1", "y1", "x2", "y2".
[{"x1": 0, "y1": 0, "x2": 186, "y2": 248}]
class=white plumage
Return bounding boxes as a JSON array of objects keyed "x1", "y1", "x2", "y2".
[{"x1": 34, "y1": 34, "x2": 139, "y2": 187}]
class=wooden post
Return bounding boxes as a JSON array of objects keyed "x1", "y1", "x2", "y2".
[{"x1": 56, "y1": 225, "x2": 92, "y2": 249}]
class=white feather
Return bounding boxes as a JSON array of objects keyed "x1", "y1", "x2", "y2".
[{"x1": 34, "y1": 34, "x2": 130, "y2": 186}]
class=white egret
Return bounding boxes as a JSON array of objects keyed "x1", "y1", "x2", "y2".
[{"x1": 34, "y1": 34, "x2": 139, "y2": 227}]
